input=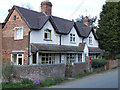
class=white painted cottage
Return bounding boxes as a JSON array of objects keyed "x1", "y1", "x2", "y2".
[
  {"x1": 28, "y1": 0, "x2": 104, "y2": 65},
  {"x1": 1, "y1": 0, "x2": 104, "y2": 65}
]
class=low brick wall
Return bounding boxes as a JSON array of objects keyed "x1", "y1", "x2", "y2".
[
  {"x1": 106, "y1": 60, "x2": 119, "y2": 70},
  {"x1": 72, "y1": 62, "x2": 90, "y2": 76},
  {"x1": 14, "y1": 64, "x2": 65, "y2": 82}
]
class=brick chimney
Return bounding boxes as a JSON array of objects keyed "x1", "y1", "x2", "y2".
[
  {"x1": 41, "y1": 0, "x2": 52, "y2": 16},
  {"x1": 83, "y1": 16, "x2": 90, "y2": 26},
  {"x1": 0, "y1": 23, "x2": 2, "y2": 64}
]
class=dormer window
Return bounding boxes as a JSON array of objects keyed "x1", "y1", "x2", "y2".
[
  {"x1": 70, "y1": 33, "x2": 75, "y2": 42},
  {"x1": 44, "y1": 29, "x2": 51, "y2": 40},
  {"x1": 13, "y1": 15, "x2": 16, "y2": 20},
  {"x1": 89, "y1": 36, "x2": 92, "y2": 45},
  {"x1": 14, "y1": 27, "x2": 23, "y2": 40}
]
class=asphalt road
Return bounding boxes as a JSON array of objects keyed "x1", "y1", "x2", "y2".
[{"x1": 49, "y1": 69, "x2": 118, "y2": 88}]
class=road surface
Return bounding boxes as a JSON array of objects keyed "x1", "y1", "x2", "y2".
[{"x1": 49, "y1": 69, "x2": 118, "y2": 88}]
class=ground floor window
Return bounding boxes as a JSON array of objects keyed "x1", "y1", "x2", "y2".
[
  {"x1": 78, "y1": 54, "x2": 82, "y2": 62},
  {"x1": 32, "y1": 53, "x2": 37, "y2": 64},
  {"x1": 67, "y1": 53, "x2": 76, "y2": 64},
  {"x1": 90, "y1": 54, "x2": 97, "y2": 59},
  {"x1": 11, "y1": 54, "x2": 24, "y2": 65},
  {"x1": 41, "y1": 53, "x2": 55, "y2": 64}
]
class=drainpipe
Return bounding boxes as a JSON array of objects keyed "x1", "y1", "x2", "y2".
[
  {"x1": 28, "y1": 30, "x2": 31, "y2": 65},
  {"x1": 82, "y1": 37, "x2": 84, "y2": 43},
  {"x1": 60, "y1": 34, "x2": 62, "y2": 45},
  {"x1": 59, "y1": 34, "x2": 62, "y2": 63}
]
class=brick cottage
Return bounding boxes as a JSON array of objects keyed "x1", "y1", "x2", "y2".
[{"x1": 0, "y1": 0, "x2": 104, "y2": 65}]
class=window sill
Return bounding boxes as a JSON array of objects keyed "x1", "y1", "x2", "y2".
[
  {"x1": 14, "y1": 39, "x2": 23, "y2": 41},
  {"x1": 89, "y1": 43, "x2": 93, "y2": 45},
  {"x1": 44, "y1": 39, "x2": 52, "y2": 41},
  {"x1": 70, "y1": 42, "x2": 76, "y2": 44}
]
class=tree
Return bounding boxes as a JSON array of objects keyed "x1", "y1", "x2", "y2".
[
  {"x1": 76, "y1": 15, "x2": 97, "y2": 27},
  {"x1": 96, "y1": 2, "x2": 120, "y2": 59}
]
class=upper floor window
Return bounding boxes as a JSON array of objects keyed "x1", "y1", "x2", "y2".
[
  {"x1": 70, "y1": 34, "x2": 75, "y2": 42},
  {"x1": 89, "y1": 36, "x2": 92, "y2": 45},
  {"x1": 14, "y1": 27, "x2": 23, "y2": 40},
  {"x1": 44, "y1": 29, "x2": 51, "y2": 40},
  {"x1": 13, "y1": 15, "x2": 16, "y2": 20}
]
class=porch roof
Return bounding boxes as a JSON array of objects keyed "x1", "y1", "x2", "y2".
[
  {"x1": 31, "y1": 43, "x2": 84, "y2": 53},
  {"x1": 89, "y1": 47, "x2": 105, "y2": 53}
]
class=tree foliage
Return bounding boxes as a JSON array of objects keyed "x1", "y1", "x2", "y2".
[
  {"x1": 76, "y1": 15, "x2": 97, "y2": 27},
  {"x1": 96, "y1": 2, "x2": 120, "y2": 59}
]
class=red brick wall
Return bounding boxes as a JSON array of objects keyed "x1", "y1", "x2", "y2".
[
  {"x1": 0, "y1": 23, "x2": 2, "y2": 64},
  {"x1": 2, "y1": 9, "x2": 30, "y2": 65},
  {"x1": 106, "y1": 60, "x2": 119, "y2": 70}
]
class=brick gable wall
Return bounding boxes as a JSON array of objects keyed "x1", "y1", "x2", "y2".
[{"x1": 2, "y1": 9, "x2": 30, "y2": 65}]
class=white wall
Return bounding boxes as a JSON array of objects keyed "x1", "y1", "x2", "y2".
[
  {"x1": 61, "y1": 27, "x2": 82, "y2": 46},
  {"x1": 84, "y1": 31, "x2": 98, "y2": 48},
  {"x1": 30, "y1": 20, "x2": 60, "y2": 45}
]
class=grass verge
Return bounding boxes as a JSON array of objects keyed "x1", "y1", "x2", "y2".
[{"x1": 2, "y1": 77, "x2": 68, "y2": 88}]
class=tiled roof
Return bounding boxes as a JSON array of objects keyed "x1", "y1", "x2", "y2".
[
  {"x1": 89, "y1": 47, "x2": 105, "y2": 53},
  {"x1": 50, "y1": 16, "x2": 74, "y2": 34},
  {"x1": 75, "y1": 22, "x2": 91, "y2": 38},
  {"x1": 3, "y1": 5, "x2": 98, "y2": 39},
  {"x1": 31, "y1": 43, "x2": 84, "y2": 53}
]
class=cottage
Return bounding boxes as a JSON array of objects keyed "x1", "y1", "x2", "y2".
[{"x1": 1, "y1": 0, "x2": 104, "y2": 65}]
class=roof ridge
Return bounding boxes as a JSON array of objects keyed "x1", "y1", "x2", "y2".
[
  {"x1": 52, "y1": 16, "x2": 74, "y2": 22},
  {"x1": 14, "y1": 5, "x2": 43, "y2": 15}
]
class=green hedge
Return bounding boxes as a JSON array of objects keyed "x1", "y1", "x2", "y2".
[
  {"x1": 115, "y1": 54, "x2": 120, "y2": 60},
  {"x1": 91, "y1": 59, "x2": 107, "y2": 68}
]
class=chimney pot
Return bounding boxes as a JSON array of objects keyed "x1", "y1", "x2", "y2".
[{"x1": 8, "y1": 9, "x2": 11, "y2": 13}]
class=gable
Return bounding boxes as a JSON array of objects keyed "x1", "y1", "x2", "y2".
[
  {"x1": 3, "y1": 5, "x2": 45, "y2": 29},
  {"x1": 7, "y1": 9, "x2": 23, "y2": 23}
]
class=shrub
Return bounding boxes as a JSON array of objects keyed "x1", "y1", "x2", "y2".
[
  {"x1": 21, "y1": 79, "x2": 33, "y2": 84},
  {"x1": 98, "y1": 52, "x2": 111, "y2": 60},
  {"x1": 91, "y1": 59, "x2": 107, "y2": 68},
  {"x1": 115, "y1": 54, "x2": 120, "y2": 60}
]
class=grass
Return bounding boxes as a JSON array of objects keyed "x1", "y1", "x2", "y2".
[
  {"x1": 2, "y1": 77, "x2": 68, "y2": 88},
  {"x1": 112, "y1": 66, "x2": 118, "y2": 69},
  {"x1": 74, "y1": 72, "x2": 93, "y2": 79},
  {"x1": 2, "y1": 82, "x2": 39, "y2": 88}
]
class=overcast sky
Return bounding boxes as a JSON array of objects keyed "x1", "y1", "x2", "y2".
[{"x1": 0, "y1": 0, "x2": 106, "y2": 24}]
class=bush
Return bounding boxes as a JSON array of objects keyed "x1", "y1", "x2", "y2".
[
  {"x1": 91, "y1": 59, "x2": 107, "y2": 68},
  {"x1": 21, "y1": 79, "x2": 33, "y2": 84},
  {"x1": 115, "y1": 54, "x2": 120, "y2": 60},
  {"x1": 98, "y1": 52, "x2": 111, "y2": 60}
]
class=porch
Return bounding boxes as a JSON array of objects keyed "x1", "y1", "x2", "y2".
[{"x1": 30, "y1": 43, "x2": 87, "y2": 65}]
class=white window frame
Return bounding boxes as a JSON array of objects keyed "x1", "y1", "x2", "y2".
[
  {"x1": 70, "y1": 33, "x2": 75, "y2": 43},
  {"x1": 11, "y1": 54, "x2": 24, "y2": 65},
  {"x1": 14, "y1": 26, "x2": 23, "y2": 40},
  {"x1": 78, "y1": 54, "x2": 82, "y2": 62},
  {"x1": 61, "y1": 55, "x2": 65, "y2": 63},
  {"x1": 67, "y1": 53, "x2": 76, "y2": 64},
  {"x1": 89, "y1": 36, "x2": 93, "y2": 45},
  {"x1": 41, "y1": 53, "x2": 55, "y2": 64},
  {"x1": 44, "y1": 29, "x2": 51, "y2": 40}
]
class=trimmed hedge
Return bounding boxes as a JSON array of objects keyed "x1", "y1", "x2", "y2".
[
  {"x1": 91, "y1": 59, "x2": 107, "y2": 68},
  {"x1": 115, "y1": 54, "x2": 120, "y2": 60}
]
